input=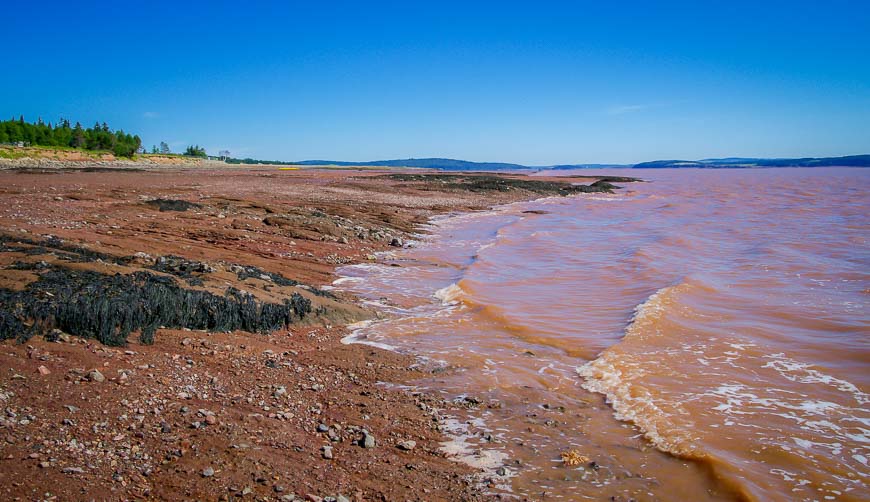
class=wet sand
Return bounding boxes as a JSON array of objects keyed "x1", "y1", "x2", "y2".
[{"x1": 0, "y1": 165, "x2": 618, "y2": 500}]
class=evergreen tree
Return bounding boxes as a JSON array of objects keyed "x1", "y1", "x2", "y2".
[{"x1": 71, "y1": 122, "x2": 85, "y2": 148}]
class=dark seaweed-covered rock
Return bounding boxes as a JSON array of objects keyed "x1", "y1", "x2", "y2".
[
  {"x1": 151, "y1": 255, "x2": 215, "y2": 285},
  {"x1": 0, "y1": 234, "x2": 122, "y2": 264},
  {"x1": 0, "y1": 265, "x2": 313, "y2": 346},
  {"x1": 589, "y1": 179, "x2": 620, "y2": 190},
  {"x1": 234, "y1": 265, "x2": 299, "y2": 287},
  {"x1": 144, "y1": 199, "x2": 202, "y2": 212},
  {"x1": 233, "y1": 264, "x2": 336, "y2": 298},
  {"x1": 381, "y1": 174, "x2": 635, "y2": 194},
  {"x1": 592, "y1": 176, "x2": 642, "y2": 183}
]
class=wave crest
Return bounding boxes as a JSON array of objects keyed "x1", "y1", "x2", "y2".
[
  {"x1": 577, "y1": 281, "x2": 699, "y2": 456},
  {"x1": 434, "y1": 282, "x2": 466, "y2": 305}
]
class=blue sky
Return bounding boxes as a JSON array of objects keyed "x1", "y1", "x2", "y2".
[{"x1": 2, "y1": 0, "x2": 868, "y2": 164}]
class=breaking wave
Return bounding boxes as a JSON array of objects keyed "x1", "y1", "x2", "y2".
[
  {"x1": 434, "y1": 282, "x2": 466, "y2": 305},
  {"x1": 577, "y1": 281, "x2": 700, "y2": 456}
]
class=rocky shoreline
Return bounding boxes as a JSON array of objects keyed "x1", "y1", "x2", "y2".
[{"x1": 0, "y1": 165, "x2": 636, "y2": 500}]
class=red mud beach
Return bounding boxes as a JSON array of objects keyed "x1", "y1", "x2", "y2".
[{"x1": 0, "y1": 165, "x2": 616, "y2": 501}]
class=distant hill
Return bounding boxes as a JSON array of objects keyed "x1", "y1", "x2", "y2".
[
  {"x1": 293, "y1": 158, "x2": 528, "y2": 171},
  {"x1": 266, "y1": 155, "x2": 870, "y2": 170},
  {"x1": 633, "y1": 155, "x2": 870, "y2": 169}
]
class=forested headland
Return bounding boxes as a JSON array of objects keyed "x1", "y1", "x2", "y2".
[{"x1": 0, "y1": 116, "x2": 142, "y2": 157}]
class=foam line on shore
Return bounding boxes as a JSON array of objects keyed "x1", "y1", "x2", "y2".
[{"x1": 340, "y1": 320, "x2": 398, "y2": 351}]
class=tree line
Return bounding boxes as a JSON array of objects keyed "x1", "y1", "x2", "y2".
[
  {"x1": 1, "y1": 116, "x2": 211, "y2": 159},
  {"x1": 0, "y1": 116, "x2": 142, "y2": 157}
]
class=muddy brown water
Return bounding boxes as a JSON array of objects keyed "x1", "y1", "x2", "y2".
[{"x1": 335, "y1": 168, "x2": 869, "y2": 501}]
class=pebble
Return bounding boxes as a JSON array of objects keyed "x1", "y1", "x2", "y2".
[
  {"x1": 361, "y1": 431, "x2": 375, "y2": 449},
  {"x1": 49, "y1": 329, "x2": 73, "y2": 343},
  {"x1": 205, "y1": 415, "x2": 217, "y2": 425},
  {"x1": 397, "y1": 440, "x2": 416, "y2": 451},
  {"x1": 322, "y1": 446, "x2": 333, "y2": 460},
  {"x1": 316, "y1": 423, "x2": 329, "y2": 433},
  {"x1": 336, "y1": 496, "x2": 351, "y2": 502},
  {"x1": 37, "y1": 365, "x2": 50, "y2": 375},
  {"x1": 87, "y1": 369, "x2": 105, "y2": 383},
  {"x1": 202, "y1": 467, "x2": 215, "y2": 477},
  {"x1": 61, "y1": 467, "x2": 84, "y2": 474},
  {"x1": 274, "y1": 485, "x2": 285, "y2": 493}
]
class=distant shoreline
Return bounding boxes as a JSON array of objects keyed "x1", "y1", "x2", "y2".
[{"x1": 2, "y1": 145, "x2": 868, "y2": 171}]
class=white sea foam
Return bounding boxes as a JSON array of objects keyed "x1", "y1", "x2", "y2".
[
  {"x1": 434, "y1": 282, "x2": 465, "y2": 305},
  {"x1": 762, "y1": 353, "x2": 869, "y2": 405},
  {"x1": 330, "y1": 276, "x2": 359, "y2": 285},
  {"x1": 439, "y1": 417, "x2": 509, "y2": 471},
  {"x1": 340, "y1": 320, "x2": 398, "y2": 351}
]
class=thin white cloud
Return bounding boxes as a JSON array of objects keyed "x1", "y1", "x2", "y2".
[
  {"x1": 143, "y1": 111, "x2": 160, "y2": 119},
  {"x1": 606, "y1": 104, "x2": 651, "y2": 115}
]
